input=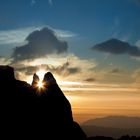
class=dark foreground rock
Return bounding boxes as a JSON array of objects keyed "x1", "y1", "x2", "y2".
[{"x1": 0, "y1": 65, "x2": 87, "y2": 140}]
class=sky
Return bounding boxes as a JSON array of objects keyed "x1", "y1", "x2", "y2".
[{"x1": 0, "y1": 0, "x2": 140, "y2": 123}]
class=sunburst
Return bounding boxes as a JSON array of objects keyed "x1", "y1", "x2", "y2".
[{"x1": 37, "y1": 80, "x2": 44, "y2": 88}]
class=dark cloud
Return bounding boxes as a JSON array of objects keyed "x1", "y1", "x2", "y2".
[
  {"x1": 43, "y1": 62, "x2": 80, "y2": 76},
  {"x1": 12, "y1": 27, "x2": 68, "y2": 61},
  {"x1": 42, "y1": 62, "x2": 80, "y2": 76},
  {"x1": 84, "y1": 78, "x2": 96, "y2": 82},
  {"x1": 110, "y1": 68, "x2": 121, "y2": 73},
  {"x1": 133, "y1": 0, "x2": 140, "y2": 4},
  {"x1": 15, "y1": 62, "x2": 80, "y2": 77},
  {"x1": 67, "y1": 68, "x2": 80, "y2": 74},
  {"x1": 15, "y1": 66, "x2": 38, "y2": 75},
  {"x1": 92, "y1": 38, "x2": 140, "y2": 57}
]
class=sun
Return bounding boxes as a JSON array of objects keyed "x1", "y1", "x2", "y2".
[
  {"x1": 35, "y1": 69, "x2": 46, "y2": 88},
  {"x1": 36, "y1": 69, "x2": 46, "y2": 81},
  {"x1": 37, "y1": 80, "x2": 44, "y2": 88}
]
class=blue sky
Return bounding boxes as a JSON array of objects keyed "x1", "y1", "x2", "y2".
[{"x1": 0, "y1": 0, "x2": 140, "y2": 41}]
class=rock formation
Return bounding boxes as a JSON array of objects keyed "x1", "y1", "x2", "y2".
[{"x1": 0, "y1": 65, "x2": 87, "y2": 140}]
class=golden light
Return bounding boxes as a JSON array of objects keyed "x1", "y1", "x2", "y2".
[
  {"x1": 36, "y1": 69, "x2": 46, "y2": 81},
  {"x1": 37, "y1": 80, "x2": 44, "y2": 88},
  {"x1": 35, "y1": 69, "x2": 46, "y2": 89},
  {"x1": 58, "y1": 81, "x2": 82, "y2": 86}
]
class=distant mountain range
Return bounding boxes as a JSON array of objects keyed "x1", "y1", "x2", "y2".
[
  {"x1": 82, "y1": 116, "x2": 140, "y2": 128},
  {"x1": 81, "y1": 116, "x2": 140, "y2": 138}
]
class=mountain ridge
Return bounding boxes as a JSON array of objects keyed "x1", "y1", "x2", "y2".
[
  {"x1": 82, "y1": 116, "x2": 140, "y2": 129},
  {"x1": 81, "y1": 125, "x2": 140, "y2": 138},
  {"x1": 0, "y1": 65, "x2": 87, "y2": 140}
]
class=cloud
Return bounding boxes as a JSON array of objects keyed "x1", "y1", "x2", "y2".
[
  {"x1": 132, "y1": 0, "x2": 140, "y2": 5},
  {"x1": 0, "y1": 57, "x2": 11, "y2": 65},
  {"x1": 54, "y1": 29, "x2": 77, "y2": 38},
  {"x1": 0, "y1": 27, "x2": 37, "y2": 46},
  {"x1": 15, "y1": 61, "x2": 80, "y2": 82},
  {"x1": 131, "y1": 69, "x2": 140, "y2": 88},
  {"x1": 67, "y1": 68, "x2": 80, "y2": 74},
  {"x1": 31, "y1": 0, "x2": 36, "y2": 6},
  {"x1": 12, "y1": 27, "x2": 68, "y2": 61},
  {"x1": 15, "y1": 66, "x2": 38, "y2": 75},
  {"x1": 40, "y1": 62, "x2": 80, "y2": 76},
  {"x1": 110, "y1": 68, "x2": 121, "y2": 74},
  {"x1": 92, "y1": 38, "x2": 140, "y2": 57},
  {"x1": 132, "y1": 69, "x2": 140, "y2": 80},
  {"x1": 131, "y1": 56, "x2": 140, "y2": 61},
  {"x1": 136, "y1": 39, "x2": 140, "y2": 48},
  {"x1": 12, "y1": 54, "x2": 97, "y2": 83},
  {"x1": 0, "y1": 26, "x2": 76, "y2": 46},
  {"x1": 84, "y1": 78, "x2": 96, "y2": 82},
  {"x1": 0, "y1": 25, "x2": 77, "y2": 46},
  {"x1": 0, "y1": 26, "x2": 76, "y2": 57},
  {"x1": 48, "y1": 0, "x2": 53, "y2": 6}
]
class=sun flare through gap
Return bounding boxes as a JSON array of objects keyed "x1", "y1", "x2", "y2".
[{"x1": 36, "y1": 69, "x2": 46, "y2": 81}]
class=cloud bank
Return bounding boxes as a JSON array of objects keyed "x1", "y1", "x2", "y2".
[
  {"x1": 92, "y1": 38, "x2": 140, "y2": 57},
  {"x1": 0, "y1": 26, "x2": 76, "y2": 47},
  {"x1": 15, "y1": 62, "x2": 80, "y2": 77},
  {"x1": 12, "y1": 54, "x2": 97, "y2": 83},
  {"x1": 12, "y1": 27, "x2": 68, "y2": 61}
]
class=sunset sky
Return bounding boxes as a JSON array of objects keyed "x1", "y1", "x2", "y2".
[{"x1": 0, "y1": 0, "x2": 140, "y2": 123}]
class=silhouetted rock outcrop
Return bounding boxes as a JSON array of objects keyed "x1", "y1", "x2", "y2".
[
  {"x1": 0, "y1": 65, "x2": 15, "y2": 81},
  {"x1": 0, "y1": 65, "x2": 87, "y2": 140}
]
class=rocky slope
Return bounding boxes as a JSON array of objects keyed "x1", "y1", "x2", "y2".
[{"x1": 0, "y1": 65, "x2": 87, "y2": 140}]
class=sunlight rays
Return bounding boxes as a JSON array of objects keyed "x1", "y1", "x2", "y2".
[
  {"x1": 37, "y1": 80, "x2": 44, "y2": 88},
  {"x1": 36, "y1": 69, "x2": 46, "y2": 81}
]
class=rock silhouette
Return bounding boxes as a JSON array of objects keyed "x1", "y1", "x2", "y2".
[{"x1": 0, "y1": 65, "x2": 87, "y2": 140}]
